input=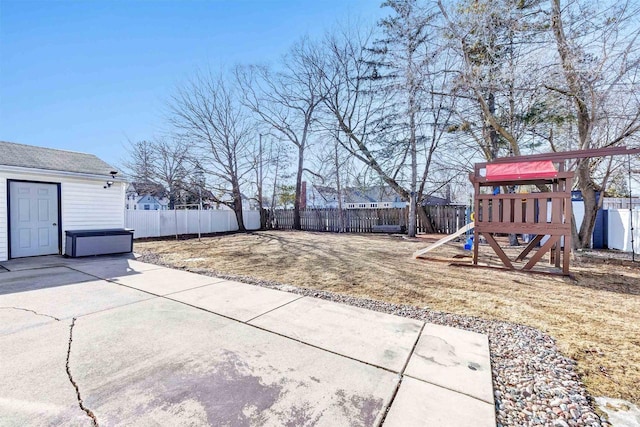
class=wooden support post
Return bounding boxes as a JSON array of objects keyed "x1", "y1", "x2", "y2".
[
  {"x1": 563, "y1": 176, "x2": 573, "y2": 275},
  {"x1": 473, "y1": 182, "x2": 480, "y2": 266},
  {"x1": 515, "y1": 235, "x2": 545, "y2": 261},
  {"x1": 484, "y1": 233, "x2": 514, "y2": 269},
  {"x1": 524, "y1": 235, "x2": 559, "y2": 270}
]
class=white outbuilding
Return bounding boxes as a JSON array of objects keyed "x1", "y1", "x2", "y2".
[{"x1": 0, "y1": 141, "x2": 126, "y2": 261}]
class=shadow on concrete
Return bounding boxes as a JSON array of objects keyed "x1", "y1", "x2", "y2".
[
  {"x1": 0, "y1": 255, "x2": 144, "y2": 296},
  {"x1": 0, "y1": 267, "x2": 98, "y2": 296}
]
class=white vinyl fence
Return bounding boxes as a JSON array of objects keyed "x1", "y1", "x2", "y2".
[
  {"x1": 574, "y1": 204, "x2": 639, "y2": 252},
  {"x1": 125, "y1": 206, "x2": 638, "y2": 251},
  {"x1": 125, "y1": 210, "x2": 260, "y2": 239},
  {"x1": 607, "y1": 209, "x2": 640, "y2": 252},
  {"x1": 602, "y1": 197, "x2": 640, "y2": 210}
]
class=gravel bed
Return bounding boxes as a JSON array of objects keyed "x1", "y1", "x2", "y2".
[{"x1": 138, "y1": 251, "x2": 607, "y2": 427}]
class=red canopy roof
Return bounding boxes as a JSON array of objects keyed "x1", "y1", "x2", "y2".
[{"x1": 486, "y1": 160, "x2": 558, "y2": 181}]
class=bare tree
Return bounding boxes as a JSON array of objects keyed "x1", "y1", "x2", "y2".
[
  {"x1": 236, "y1": 37, "x2": 324, "y2": 230},
  {"x1": 154, "y1": 138, "x2": 191, "y2": 209},
  {"x1": 308, "y1": 124, "x2": 358, "y2": 232},
  {"x1": 169, "y1": 71, "x2": 255, "y2": 231},
  {"x1": 373, "y1": 0, "x2": 446, "y2": 236},
  {"x1": 436, "y1": 0, "x2": 556, "y2": 160},
  {"x1": 438, "y1": 0, "x2": 557, "y2": 244},
  {"x1": 123, "y1": 138, "x2": 192, "y2": 209},
  {"x1": 122, "y1": 140, "x2": 157, "y2": 183},
  {"x1": 251, "y1": 133, "x2": 289, "y2": 228},
  {"x1": 314, "y1": 14, "x2": 456, "y2": 236},
  {"x1": 267, "y1": 141, "x2": 292, "y2": 225},
  {"x1": 438, "y1": 0, "x2": 640, "y2": 247},
  {"x1": 550, "y1": 0, "x2": 640, "y2": 248}
]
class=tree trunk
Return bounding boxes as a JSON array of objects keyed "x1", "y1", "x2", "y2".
[
  {"x1": 417, "y1": 205, "x2": 435, "y2": 234},
  {"x1": 408, "y1": 195, "x2": 417, "y2": 237},
  {"x1": 551, "y1": 0, "x2": 598, "y2": 249},
  {"x1": 408, "y1": 86, "x2": 418, "y2": 237},
  {"x1": 232, "y1": 182, "x2": 246, "y2": 232},
  {"x1": 293, "y1": 145, "x2": 304, "y2": 230},
  {"x1": 573, "y1": 161, "x2": 598, "y2": 249},
  {"x1": 335, "y1": 142, "x2": 345, "y2": 233},
  {"x1": 260, "y1": 208, "x2": 267, "y2": 231},
  {"x1": 234, "y1": 204, "x2": 245, "y2": 232}
]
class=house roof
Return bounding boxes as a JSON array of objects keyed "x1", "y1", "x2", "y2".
[
  {"x1": 309, "y1": 183, "x2": 452, "y2": 205},
  {"x1": 308, "y1": 184, "x2": 404, "y2": 205},
  {"x1": 0, "y1": 140, "x2": 116, "y2": 176}
]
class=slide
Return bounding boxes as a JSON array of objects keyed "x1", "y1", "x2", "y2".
[{"x1": 413, "y1": 222, "x2": 475, "y2": 258}]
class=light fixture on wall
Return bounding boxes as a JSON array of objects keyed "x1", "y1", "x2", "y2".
[{"x1": 105, "y1": 170, "x2": 118, "y2": 188}]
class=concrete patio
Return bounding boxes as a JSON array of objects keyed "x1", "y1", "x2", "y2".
[{"x1": 0, "y1": 255, "x2": 495, "y2": 426}]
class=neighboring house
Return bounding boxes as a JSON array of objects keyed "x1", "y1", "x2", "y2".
[
  {"x1": 135, "y1": 194, "x2": 167, "y2": 211},
  {"x1": 306, "y1": 185, "x2": 340, "y2": 209},
  {"x1": 306, "y1": 184, "x2": 404, "y2": 209},
  {"x1": 0, "y1": 140, "x2": 125, "y2": 261},
  {"x1": 344, "y1": 185, "x2": 406, "y2": 209},
  {"x1": 305, "y1": 183, "x2": 450, "y2": 209},
  {"x1": 421, "y1": 195, "x2": 453, "y2": 206},
  {"x1": 176, "y1": 187, "x2": 219, "y2": 210},
  {"x1": 125, "y1": 182, "x2": 169, "y2": 210}
]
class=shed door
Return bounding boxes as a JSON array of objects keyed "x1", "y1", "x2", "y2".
[{"x1": 9, "y1": 181, "x2": 60, "y2": 258}]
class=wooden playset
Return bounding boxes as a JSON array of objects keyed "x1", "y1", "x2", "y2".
[{"x1": 415, "y1": 147, "x2": 639, "y2": 276}]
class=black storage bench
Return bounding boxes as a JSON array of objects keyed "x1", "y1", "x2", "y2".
[{"x1": 64, "y1": 229, "x2": 134, "y2": 258}]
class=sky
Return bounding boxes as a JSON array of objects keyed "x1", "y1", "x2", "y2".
[{"x1": 0, "y1": 0, "x2": 386, "y2": 170}]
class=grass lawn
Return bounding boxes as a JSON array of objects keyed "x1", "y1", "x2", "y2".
[{"x1": 135, "y1": 230, "x2": 640, "y2": 406}]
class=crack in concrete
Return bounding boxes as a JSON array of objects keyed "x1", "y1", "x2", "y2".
[
  {"x1": 65, "y1": 317, "x2": 99, "y2": 426},
  {"x1": 0, "y1": 306, "x2": 60, "y2": 321},
  {"x1": 377, "y1": 322, "x2": 426, "y2": 427}
]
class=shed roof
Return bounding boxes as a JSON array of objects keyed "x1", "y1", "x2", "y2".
[{"x1": 0, "y1": 141, "x2": 116, "y2": 176}]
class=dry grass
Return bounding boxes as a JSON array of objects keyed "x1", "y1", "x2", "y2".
[{"x1": 135, "y1": 230, "x2": 640, "y2": 405}]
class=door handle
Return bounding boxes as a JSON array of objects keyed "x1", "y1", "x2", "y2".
[{"x1": 52, "y1": 223, "x2": 57, "y2": 226}]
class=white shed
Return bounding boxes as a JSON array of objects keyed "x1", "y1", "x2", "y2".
[{"x1": 0, "y1": 141, "x2": 126, "y2": 261}]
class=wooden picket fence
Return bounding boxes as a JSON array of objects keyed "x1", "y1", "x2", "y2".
[
  {"x1": 421, "y1": 205, "x2": 468, "y2": 234},
  {"x1": 270, "y1": 205, "x2": 468, "y2": 234}
]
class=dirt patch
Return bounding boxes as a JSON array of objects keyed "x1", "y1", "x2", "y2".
[{"x1": 135, "y1": 230, "x2": 640, "y2": 406}]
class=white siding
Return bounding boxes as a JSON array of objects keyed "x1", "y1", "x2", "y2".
[
  {"x1": 62, "y1": 181, "x2": 125, "y2": 230},
  {"x1": 0, "y1": 177, "x2": 7, "y2": 261},
  {"x1": 0, "y1": 169, "x2": 125, "y2": 261}
]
